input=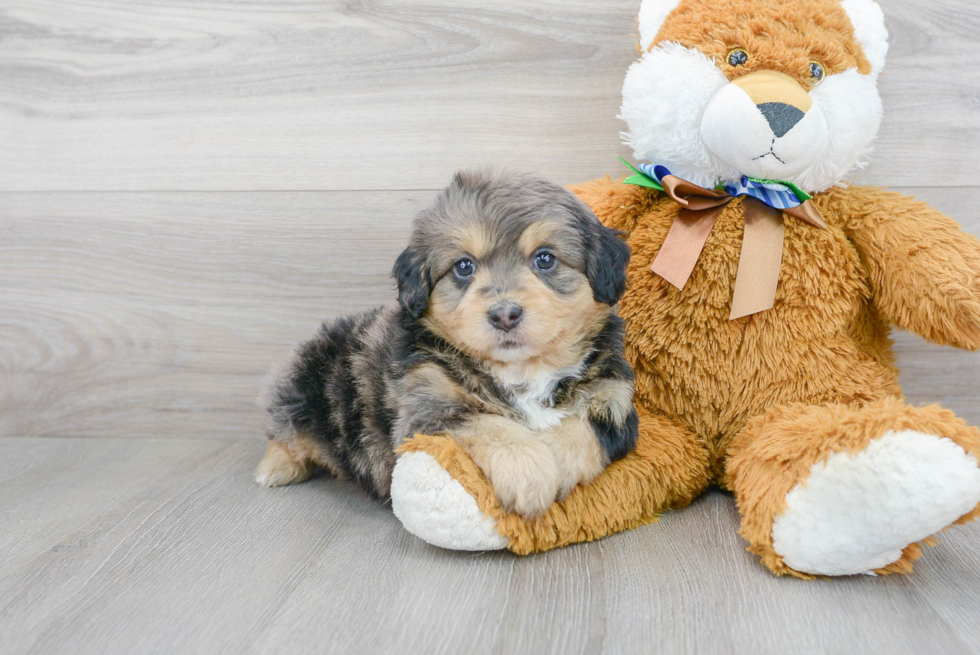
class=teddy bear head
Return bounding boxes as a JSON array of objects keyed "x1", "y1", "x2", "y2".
[{"x1": 620, "y1": 0, "x2": 889, "y2": 193}]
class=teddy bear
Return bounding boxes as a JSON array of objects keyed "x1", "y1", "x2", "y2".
[{"x1": 386, "y1": 0, "x2": 980, "y2": 578}]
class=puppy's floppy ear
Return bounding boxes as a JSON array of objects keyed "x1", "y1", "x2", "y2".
[
  {"x1": 392, "y1": 247, "x2": 431, "y2": 320},
  {"x1": 574, "y1": 202, "x2": 631, "y2": 305}
]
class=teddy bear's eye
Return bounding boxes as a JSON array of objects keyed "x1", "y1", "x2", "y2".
[
  {"x1": 809, "y1": 61, "x2": 826, "y2": 83},
  {"x1": 727, "y1": 48, "x2": 749, "y2": 67}
]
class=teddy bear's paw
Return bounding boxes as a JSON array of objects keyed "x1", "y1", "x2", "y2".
[
  {"x1": 771, "y1": 430, "x2": 980, "y2": 576},
  {"x1": 390, "y1": 451, "x2": 508, "y2": 551}
]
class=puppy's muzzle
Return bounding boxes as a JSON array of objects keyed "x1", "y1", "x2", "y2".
[{"x1": 488, "y1": 301, "x2": 523, "y2": 332}]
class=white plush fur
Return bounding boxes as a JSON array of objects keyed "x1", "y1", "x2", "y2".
[
  {"x1": 637, "y1": 0, "x2": 683, "y2": 52},
  {"x1": 771, "y1": 431, "x2": 980, "y2": 576},
  {"x1": 797, "y1": 68, "x2": 882, "y2": 192},
  {"x1": 620, "y1": 43, "x2": 730, "y2": 190},
  {"x1": 841, "y1": 0, "x2": 889, "y2": 77},
  {"x1": 621, "y1": 0, "x2": 888, "y2": 193},
  {"x1": 700, "y1": 83, "x2": 830, "y2": 181},
  {"x1": 391, "y1": 451, "x2": 508, "y2": 551}
]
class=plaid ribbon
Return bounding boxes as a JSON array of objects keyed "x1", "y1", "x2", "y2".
[
  {"x1": 635, "y1": 162, "x2": 811, "y2": 211},
  {"x1": 724, "y1": 176, "x2": 803, "y2": 210},
  {"x1": 621, "y1": 158, "x2": 825, "y2": 320}
]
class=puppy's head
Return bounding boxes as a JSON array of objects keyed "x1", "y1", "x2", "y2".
[{"x1": 393, "y1": 170, "x2": 629, "y2": 365}]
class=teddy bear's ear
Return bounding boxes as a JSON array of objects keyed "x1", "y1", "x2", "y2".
[
  {"x1": 840, "y1": 0, "x2": 889, "y2": 77},
  {"x1": 637, "y1": 0, "x2": 683, "y2": 52}
]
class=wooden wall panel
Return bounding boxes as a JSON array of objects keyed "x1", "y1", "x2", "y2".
[
  {"x1": 2, "y1": 186, "x2": 978, "y2": 438},
  {"x1": 1, "y1": 0, "x2": 978, "y2": 191}
]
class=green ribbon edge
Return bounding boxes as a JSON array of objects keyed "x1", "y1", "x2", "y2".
[
  {"x1": 618, "y1": 156, "x2": 812, "y2": 203},
  {"x1": 618, "y1": 156, "x2": 664, "y2": 192},
  {"x1": 745, "y1": 176, "x2": 813, "y2": 202}
]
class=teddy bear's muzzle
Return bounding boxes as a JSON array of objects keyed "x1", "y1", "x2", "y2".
[{"x1": 700, "y1": 69, "x2": 828, "y2": 181}]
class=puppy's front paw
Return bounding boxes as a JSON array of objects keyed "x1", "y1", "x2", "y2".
[
  {"x1": 554, "y1": 449, "x2": 606, "y2": 502},
  {"x1": 544, "y1": 417, "x2": 608, "y2": 502},
  {"x1": 485, "y1": 442, "x2": 560, "y2": 519}
]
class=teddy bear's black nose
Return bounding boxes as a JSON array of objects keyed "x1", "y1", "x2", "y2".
[{"x1": 758, "y1": 102, "x2": 805, "y2": 138}]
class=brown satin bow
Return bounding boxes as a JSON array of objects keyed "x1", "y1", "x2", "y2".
[{"x1": 650, "y1": 175, "x2": 827, "y2": 320}]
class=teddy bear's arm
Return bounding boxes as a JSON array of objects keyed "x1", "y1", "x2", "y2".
[
  {"x1": 569, "y1": 176, "x2": 658, "y2": 235},
  {"x1": 835, "y1": 186, "x2": 980, "y2": 351}
]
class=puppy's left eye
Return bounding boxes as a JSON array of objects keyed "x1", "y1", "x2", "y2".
[
  {"x1": 453, "y1": 258, "x2": 475, "y2": 279},
  {"x1": 533, "y1": 250, "x2": 557, "y2": 271}
]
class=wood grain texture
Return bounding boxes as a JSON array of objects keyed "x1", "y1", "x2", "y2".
[
  {"x1": 0, "y1": 190, "x2": 422, "y2": 438},
  {"x1": 3, "y1": 1, "x2": 980, "y2": 651},
  {"x1": 1, "y1": 0, "x2": 979, "y2": 191},
  {"x1": 1, "y1": 436, "x2": 979, "y2": 655},
  {"x1": 2, "y1": 186, "x2": 979, "y2": 439}
]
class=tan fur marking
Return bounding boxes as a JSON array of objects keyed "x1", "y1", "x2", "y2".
[
  {"x1": 454, "y1": 221, "x2": 492, "y2": 261},
  {"x1": 255, "y1": 439, "x2": 316, "y2": 487},
  {"x1": 255, "y1": 434, "x2": 346, "y2": 487},
  {"x1": 424, "y1": 220, "x2": 494, "y2": 278},
  {"x1": 582, "y1": 378, "x2": 635, "y2": 426},
  {"x1": 409, "y1": 363, "x2": 477, "y2": 405},
  {"x1": 518, "y1": 220, "x2": 558, "y2": 258},
  {"x1": 426, "y1": 267, "x2": 496, "y2": 358}
]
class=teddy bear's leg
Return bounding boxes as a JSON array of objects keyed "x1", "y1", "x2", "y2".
[
  {"x1": 391, "y1": 408, "x2": 711, "y2": 553},
  {"x1": 726, "y1": 399, "x2": 980, "y2": 578}
]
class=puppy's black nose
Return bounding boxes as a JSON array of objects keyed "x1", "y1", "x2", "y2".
[
  {"x1": 757, "y1": 102, "x2": 805, "y2": 138},
  {"x1": 488, "y1": 302, "x2": 523, "y2": 332}
]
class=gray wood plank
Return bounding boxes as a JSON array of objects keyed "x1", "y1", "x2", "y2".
[
  {"x1": 2, "y1": 187, "x2": 979, "y2": 439},
  {"x1": 889, "y1": 187, "x2": 980, "y2": 417},
  {"x1": 1, "y1": 0, "x2": 978, "y2": 191},
  {"x1": 908, "y1": 524, "x2": 980, "y2": 652},
  {"x1": 0, "y1": 191, "x2": 422, "y2": 438},
  {"x1": 1, "y1": 436, "x2": 978, "y2": 655}
]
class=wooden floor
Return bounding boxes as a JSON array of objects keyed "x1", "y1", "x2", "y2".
[
  {"x1": 3, "y1": 0, "x2": 980, "y2": 653},
  {"x1": 2, "y1": 436, "x2": 980, "y2": 655}
]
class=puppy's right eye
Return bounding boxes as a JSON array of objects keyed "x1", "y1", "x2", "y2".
[
  {"x1": 453, "y1": 258, "x2": 475, "y2": 279},
  {"x1": 534, "y1": 249, "x2": 557, "y2": 271}
]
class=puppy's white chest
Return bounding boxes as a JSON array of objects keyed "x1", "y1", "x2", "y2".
[
  {"x1": 511, "y1": 387, "x2": 568, "y2": 431},
  {"x1": 501, "y1": 363, "x2": 584, "y2": 431}
]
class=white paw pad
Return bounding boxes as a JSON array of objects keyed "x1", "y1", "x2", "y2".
[
  {"x1": 772, "y1": 430, "x2": 980, "y2": 576},
  {"x1": 391, "y1": 451, "x2": 508, "y2": 551}
]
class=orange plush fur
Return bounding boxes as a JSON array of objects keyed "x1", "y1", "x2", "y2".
[
  {"x1": 653, "y1": 0, "x2": 872, "y2": 81},
  {"x1": 397, "y1": 0, "x2": 980, "y2": 576}
]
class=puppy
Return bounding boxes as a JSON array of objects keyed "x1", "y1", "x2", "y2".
[{"x1": 255, "y1": 170, "x2": 638, "y2": 518}]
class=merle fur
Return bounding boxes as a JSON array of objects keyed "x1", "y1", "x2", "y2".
[{"x1": 264, "y1": 170, "x2": 637, "y2": 500}]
